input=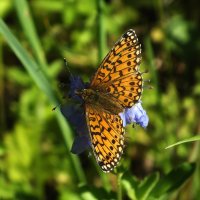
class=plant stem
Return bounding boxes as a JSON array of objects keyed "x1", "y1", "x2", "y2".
[
  {"x1": 14, "y1": 0, "x2": 49, "y2": 74},
  {"x1": 96, "y1": 0, "x2": 106, "y2": 62},
  {"x1": 117, "y1": 172, "x2": 123, "y2": 200}
]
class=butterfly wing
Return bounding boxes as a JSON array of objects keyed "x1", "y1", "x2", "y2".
[
  {"x1": 90, "y1": 29, "x2": 143, "y2": 108},
  {"x1": 83, "y1": 30, "x2": 143, "y2": 172},
  {"x1": 85, "y1": 104, "x2": 125, "y2": 172}
]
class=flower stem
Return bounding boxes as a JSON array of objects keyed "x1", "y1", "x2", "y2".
[
  {"x1": 117, "y1": 172, "x2": 123, "y2": 200},
  {"x1": 96, "y1": 0, "x2": 106, "y2": 62}
]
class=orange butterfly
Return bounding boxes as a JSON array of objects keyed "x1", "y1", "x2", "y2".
[{"x1": 74, "y1": 29, "x2": 143, "y2": 172}]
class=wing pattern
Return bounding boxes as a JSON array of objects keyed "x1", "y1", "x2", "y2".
[
  {"x1": 90, "y1": 29, "x2": 143, "y2": 108},
  {"x1": 85, "y1": 104, "x2": 125, "y2": 172},
  {"x1": 83, "y1": 29, "x2": 143, "y2": 172}
]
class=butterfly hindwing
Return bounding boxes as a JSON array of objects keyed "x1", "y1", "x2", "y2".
[{"x1": 85, "y1": 104, "x2": 125, "y2": 172}]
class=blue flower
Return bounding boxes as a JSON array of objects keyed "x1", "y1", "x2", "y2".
[
  {"x1": 60, "y1": 104, "x2": 91, "y2": 154},
  {"x1": 119, "y1": 101, "x2": 149, "y2": 128},
  {"x1": 68, "y1": 76, "x2": 86, "y2": 102},
  {"x1": 61, "y1": 75, "x2": 149, "y2": 154},
  {"x1": 61, "y1": 75, "x2": 91, "y2": 154}
]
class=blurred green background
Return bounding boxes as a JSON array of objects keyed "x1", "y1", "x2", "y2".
[{"x1": 0, "y1": 0, "x2": 200, "y2": 199}]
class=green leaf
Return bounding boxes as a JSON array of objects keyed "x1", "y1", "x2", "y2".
[
  {"x1": 165, "y1": 135, "x2": 200, "y2": 149},
  {"x1": 14, "y1": 0, "x2": 48, "y2": 73},
  {"x1": 150, "y1": 163, "x2": 196, "y2": 198},
  {"x1": 0, "y1": 19, "x2": 55, "y2": 101},
  {"x1": 137, "y1": 172, "x2": 160, "y2": 200},
  {"x1": 79, "y1": 185, "x2": 115, "y2": 200},
  {"x1": 121, "y1": 172, "x2": 138, "y2": 200}
]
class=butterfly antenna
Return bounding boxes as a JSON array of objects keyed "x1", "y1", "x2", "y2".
[{"x1": 63, "y1": 58, "x2": 74, "y2": 80}]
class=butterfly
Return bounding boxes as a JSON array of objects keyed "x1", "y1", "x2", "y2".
[{"x1": 75, "y1": 29, "x2": 143, "y2": 172}]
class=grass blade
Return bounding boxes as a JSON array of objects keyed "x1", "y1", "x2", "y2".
[
  {"x1": 165, "y1": 135, "x2": 200, "y2": 149},
  {"x1": 14, "y1": 0, "x2": 48, "y2": 73},
  {"x1": 0, "y1": 18, "x2": 86, "y2": 184}
]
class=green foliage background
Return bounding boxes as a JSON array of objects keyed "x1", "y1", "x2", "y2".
[{"x1": 0, "y1": 0, "x2": 200, "y2": 199}]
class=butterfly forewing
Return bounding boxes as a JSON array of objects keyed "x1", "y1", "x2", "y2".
[
  {"x1": 85, "y1": 104, "x2": 125, "y2": 172},
  {"x1": 90, "y1": 29, "x2": 143, "y2": 108},
  {"x1": 104, "y1": 73, "x2": 143, "y2": 107}
]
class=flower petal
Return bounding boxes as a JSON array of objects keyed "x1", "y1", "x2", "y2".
[
  {"x1": 120, "y1": 102, "x2": 149, "y2": 128},
  {"x1": 71, "y1": 135, "x2": 91, "y2": 154},
  {"x1": 60, "y1": 104, "x2": 87, "y2": 132},
  {"x1": 68, "y1": 76, "x2": 85, "y2": 102},
  {"x1": 60, "y1": 104, "x2": 91, "y2": 154}
]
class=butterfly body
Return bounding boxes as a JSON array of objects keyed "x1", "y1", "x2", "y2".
[
  {"x1": 76, "y1": 88, "x2": 124, "y2": 114},
  {"x1": 77, "y1": 29, "x2": 143, "y2": 172}
]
